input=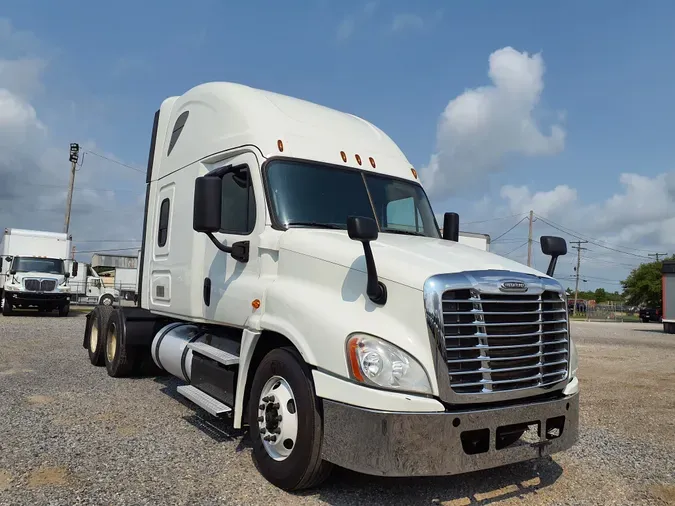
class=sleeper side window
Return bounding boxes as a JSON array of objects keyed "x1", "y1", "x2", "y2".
[
  {"x1": 167, "y1": 111, "x2": 189, "y2": 156},
  {"x1": 157, "y1": 198, "x2": 170, "y2": 246},
  {"x1": 220, "y1": 165, "x2": 256, "y2": 235}
]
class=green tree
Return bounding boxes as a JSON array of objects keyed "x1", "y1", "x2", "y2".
[
  {"x1": 593, "y1": 287, "x2": 608, "y2": 303},
  {"x1": 621, "y1": 256, "x2": 674, "y2": 307}
]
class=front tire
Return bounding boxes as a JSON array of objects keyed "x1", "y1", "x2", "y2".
[
  {"x1": 58, "y1": 304, "x2": 70, "y2": 317},
  {"x1": 1, "y1": 296, "x2": 12, "y2": 316},
  {"x1": 100, "y1": 294, "x2": 114, "y2": 306},
  {"x1": 248, "y1": 348, "x2": 332, "y2": 491}
]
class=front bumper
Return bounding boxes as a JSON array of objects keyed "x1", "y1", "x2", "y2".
[
  {"x1": 321, "y1": 392, "x2": 579, "y2": 477},
  {"x1": 5, "y1": 290, "x2": 71, "y2": 305}
]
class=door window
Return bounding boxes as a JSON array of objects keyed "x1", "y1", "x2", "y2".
[{"x1": 220, "y1": 165, "x2": 256, "y2": 235}]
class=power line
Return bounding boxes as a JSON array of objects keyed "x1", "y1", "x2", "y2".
[
  {"x1": 74, "y1": 247, "x2": 141, "y2": 254},
  {"x1": 535, "y1": 215, "x2": 652, "y2": 259},
  {"x1": 462, "y1": 213, "x2": 527, "y2": 225},
  {"x1": 83, "y1": 150, "x2": 146, "y2": 174},
  {"x1": 503, "y1": 241, "x2": 529, "y2": 256},
  {"x1": 492, "y1": 216, "x2": 528, "y2": 243},
  {"x1": 648, "y1": 253, "x2": 669, "y2": 262}
]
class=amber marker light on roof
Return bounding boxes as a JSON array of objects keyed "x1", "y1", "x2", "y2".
[
  {"x1": 355, "y1": 154, "x2": 362, "y2": 165},
  {"x1": 340, "y1": 151, "x2": 347, "y2": 162},
  {"x1": 277, "y1": 139, "x2": 284, "y2": 152},
  {"x1": 411, "y1": 168, "x2": 418, "y2": 179},
  {"x1": 252, "y1": 299, "x2": 261, "y2": 309},
  {"x1": 369, "y1": 157, "x2": 376, "y2": 168}
]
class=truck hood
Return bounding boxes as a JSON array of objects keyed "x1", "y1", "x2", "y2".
[{"x1": 278, "y1": 229, "x2": 547, "y2": 291}]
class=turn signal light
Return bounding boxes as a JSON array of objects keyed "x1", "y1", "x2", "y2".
[
  {"x1": 252, "y1": 299, "x2": 261, "y2": 309},
  {"x1": 340, "y1": 151, "x2": 347, "y2": 162},
  {"x1": 369, "y1": 157, "x2": 376, "y2": 168},
  {"x1": 355, "y1": 154, "x2": 362, "y2": 166},
  {"x1": 277, "y1": 140, "x2": 284, "y2": 152}
]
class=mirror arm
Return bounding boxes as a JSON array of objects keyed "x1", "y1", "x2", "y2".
[
  {"x1": 206, "y1": 232, "x2": 250, "y2": 263},
  {"x1": 361, "y1": 241, "x2": 387, "y2": 305},
  {"x1": 546, "y1": 255, "x2": 559, "y2": 277}
]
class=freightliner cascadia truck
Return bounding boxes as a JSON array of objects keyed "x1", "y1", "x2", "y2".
[{"x1": 82, "y1": 82, "x2": 579, "y2": 491}]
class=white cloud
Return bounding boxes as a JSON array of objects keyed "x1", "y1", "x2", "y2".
[
  {"x1": 391, "y1": 13, "x2": 424, "y2": 32},
  {"x1": 421, "y1": 47, "x2": 565, "y2": 199},
  {"x1": 0, "y1": 18, "x2": 145, "y2": 261},
  {"x1": 336, "y1": 1, "x2": 378, "y2": 42},
  {"x1": 500, "y1": 184, "x2": 577, "y2": 217}
]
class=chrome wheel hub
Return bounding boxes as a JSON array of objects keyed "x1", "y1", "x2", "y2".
[{"x1": 258, "y1": 376, "x2": 298, "y2": 461}]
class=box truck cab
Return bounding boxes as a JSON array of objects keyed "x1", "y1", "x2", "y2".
[
  {"x1": 69, "y1": 263, "x2": 119, "y2": 306},
  {"x1": 1, "y1": 229, "x2": 76, "y2": 316},
  {"x1": 83, "y1": 82, "x2": 579, "y2": 491}
]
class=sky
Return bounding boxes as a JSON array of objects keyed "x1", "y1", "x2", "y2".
[{"x1": 1, "y1": 0, "x2": 675, "y2": 293}]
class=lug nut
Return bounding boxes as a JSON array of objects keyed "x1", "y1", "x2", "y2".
[
  {"x1": 272, "y1": 403, "x2": 280, "y2": 409},
  {"x1": 269, "y1": 435, "x2": 277, "y2": 442},
  {"x1": 259, "y1": 404, "x2": 265, "y2": 410},
  {"x1": 273, "y1": 428, "x2": 281, "y2": 434},
  {"x1": 262, "y1": 396, "x2": 270, "y2": 402},
  {"x1": 257, "y1": 416, "x2": 264, "y2": 422},
  {"x1": 276, "y1": 416, "x2": 282, "y2": 422},
  {"x1": 260, "y1": 428, "x2": 266, "y2": 434}
]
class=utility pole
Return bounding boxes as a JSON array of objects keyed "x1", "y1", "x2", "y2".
[
  {"x1": 571, "y1": 240, "x2": 588, "y2": 317},
  {"x1": 64, "y1": 143, "x2": 80, "y2": 235},
  {"x1": 648, "y1": 253, "x2": 668, "y2": 262},
  {"x1": 527, "y1": 210, "x2": 534, "y2": 267}
]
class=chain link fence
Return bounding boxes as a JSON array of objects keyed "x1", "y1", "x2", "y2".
[{"x1": 570, "y1": 302, "x2": 638, "y2": 322}]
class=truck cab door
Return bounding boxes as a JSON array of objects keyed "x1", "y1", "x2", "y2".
[{"x1": 202, "y1": 152, "x2": 262, "y2": 326}]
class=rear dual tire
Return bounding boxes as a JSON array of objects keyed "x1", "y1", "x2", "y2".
[
  {"x1": 248, "y1": 347, "x2": 332, "y2": 491},
  {"x1": 86, "y1": 306, "x2": 115, "y2": 366}
]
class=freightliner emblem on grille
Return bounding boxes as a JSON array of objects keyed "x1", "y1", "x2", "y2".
[{"x1": 499, "y1": 280, "x2": 528, "y2": 292}]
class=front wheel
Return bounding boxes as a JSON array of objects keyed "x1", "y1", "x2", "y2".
[
  {"x1": 100, "y1": 294, "x2": 114, "y2": 306},
  {"x1": 248, "y1": 348, "x2": 332, "y2": 491},
  {"x1": 58, "y1": 304, "x2": 70, "y2": 317},
  {"x1": 1, "y1": 295, "x2": 12, "y2": 316}
]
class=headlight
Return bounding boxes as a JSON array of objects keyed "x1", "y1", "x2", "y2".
[
  {"x1": 346, "y1": 334, "x2": 432, "y2": 395},
  {"x1": 569, "y1": 337, "x2": 578, "y2": 378}
]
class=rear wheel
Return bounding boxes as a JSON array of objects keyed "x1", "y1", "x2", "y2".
[
  {"x1": 104, "y1": 309, "x2": 137, "y2": 377},
  {"x1": 248, "y1": 348, "x2": 332, "y2": 491},
  {"x1": 87, "y1": 306, "x2": 115, "y2": 366}
]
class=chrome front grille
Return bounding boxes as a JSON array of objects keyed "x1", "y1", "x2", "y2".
[
  {"x1": 442, "y1": 289, "x2": 569, "y2": 394},
  {"x1": 40, "y1": 279, "x2": 56, "y2": 291},
  {"x1": 24, "y1": 279, "x2": 40, "y2": 291}
]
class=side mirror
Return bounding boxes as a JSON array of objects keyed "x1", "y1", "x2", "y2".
[
  {"x1": 442, "y1": 212, "x2": 460, "y2": 242},
  {"x1": 5, "y1": 256, "x2": 11, "y2": 262},
  {"x1": 540, "y1": 236, "x2": 567, "y2": 277},
  {"x1": 193, "y1": 176, "x2": 222, "y2": 233},
  {"x1": 193, "y1": 175, "x2": 249, "y2": 263},
  {"x1": 347, "y1": 216, "x2": 378, "y2": 242},
  {"x1": 72, "y1": 261, "x2": 79, "y2": 278},
  {"x1": 64, "y1": 273, "x2": 70, "y2": 279},
  {"x1": 347, "y1": 216, "x2": 387, "y2": 305},
  {"x1": 9, "y1": 269, "x2": 16, "y2": 276}
]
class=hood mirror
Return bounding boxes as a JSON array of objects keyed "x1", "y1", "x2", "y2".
[
  {"x1": 347, "y1": 216, "x2": 387, "y2": 305},
  {"x1": 540, "y1": 236, "x2": 567, "y2": 277},
  {"x1": 442, "y1": 212, "x2": 459, "y2": 242}
]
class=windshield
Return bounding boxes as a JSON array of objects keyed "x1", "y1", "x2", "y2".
[
  {"x1": 12, "y1": 257, "x2": 65, "y2": 275},
  {"x1": 265, "y1": 160, "x2": 440, "y2": 238}
]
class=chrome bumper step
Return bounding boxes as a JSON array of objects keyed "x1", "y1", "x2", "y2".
[{"x1": 176, "y1": 385, "x2": 232, "y2": 416}]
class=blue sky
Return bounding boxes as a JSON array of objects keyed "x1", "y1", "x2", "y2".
[{"x1": 2, "y1": 0, "x2": 675, "y2": 292}]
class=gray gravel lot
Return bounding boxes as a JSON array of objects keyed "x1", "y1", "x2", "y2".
[{"x1": 1, "y1": 313, "x2": 674, "y2": 505}]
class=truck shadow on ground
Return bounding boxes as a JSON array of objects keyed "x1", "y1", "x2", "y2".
[
  {"x1": 152, "y1": 376, "x2": 563, "y2": 504},
  {"x1": 313, "y1": 458, "x2": 563, "y2": 506}
]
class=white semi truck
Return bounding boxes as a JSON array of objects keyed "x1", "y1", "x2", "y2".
[
  {"x1": 1, "y1": 228, "x2": 77, "y2": 316},
  {"x1": 82, "y1": 82, "x2": 579, "y2": 490}
]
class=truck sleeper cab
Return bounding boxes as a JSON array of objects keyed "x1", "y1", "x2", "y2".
[{"x1": 82, "y1": 82, "x2": 579, "y2": 491}]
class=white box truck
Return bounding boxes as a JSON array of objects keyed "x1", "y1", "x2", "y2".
[
  {"x1": 82, "y1": 82, "x2": 579, "y2": 490},
  {"x1": 69, "y1": 263, "x2": 119, "y2": 306},
  {"x1": 1, "y1": 228, "x2": 77, "y2": 316},
  {"x1": 459, "y1": 231, "x2": 490, "y2": 251}
]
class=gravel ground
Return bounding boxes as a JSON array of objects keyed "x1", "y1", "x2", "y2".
[{"x1": 0, "y1": 313, "x2": 674, "y2": 506}]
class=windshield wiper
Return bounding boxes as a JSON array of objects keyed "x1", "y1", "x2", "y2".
[
  {"x1": 286, "y1": 222, "x2": 346, "y2": 230},
  {"x1": 381, "y1": 229, "x2": 427, "y2": 237}
]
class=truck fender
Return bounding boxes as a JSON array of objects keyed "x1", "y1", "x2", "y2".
[
  {"x1": 231, "y1": 318, "x2": 319, "y2": 429},
  {"x1": 233, "y1": 329, "x2": 261, "y2": 429}
]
